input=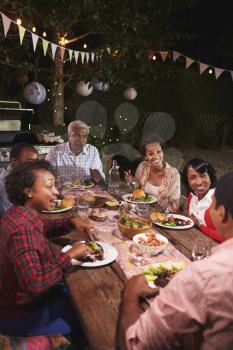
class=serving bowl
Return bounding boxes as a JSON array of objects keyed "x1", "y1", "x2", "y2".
[
  {"x1": 133, "y1": 232, "x2": 168, "y2": 256},
  {"x1": 117, "y1": 215, "x2": 152, "y2": 240}
]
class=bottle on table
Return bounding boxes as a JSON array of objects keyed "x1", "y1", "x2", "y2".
[{"x1": 108, "y1": 160, "x2": 120, "y2": 194}]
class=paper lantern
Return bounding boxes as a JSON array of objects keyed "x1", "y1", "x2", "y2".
[
  {"x1": 124, "y1": 87, "x2": 137, "y2": 100},
  {"x1": 24, "y1": 82, "x2": 46, "y2": 105},
  {"x1": 91, "y1": 77, "x2": 109, "y2": 91},
  {"x1": 76, "y1": 81, "x2": 93, "y2": 96}
]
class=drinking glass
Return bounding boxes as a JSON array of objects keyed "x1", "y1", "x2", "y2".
[
  {"x1": 191, "y1": 239, "x2": 210, "y2": 261},
  {"x1": 74, "y1": 195, "x2": 89, "y2": 218},
  {"x1": 131, "y1": 244, "x2": 150, "y2": 266},
  {"x1": 135, "y1": 202, "x2": 149, "y2": 217}
]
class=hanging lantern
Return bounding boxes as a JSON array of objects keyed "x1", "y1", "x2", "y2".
[
  {"x1": 76, "y1": 81, "x2": 93, "y2": 96},
  {"x1": 123, "y1": 87, "x2": 137, "y2": 100},
  {"x1": 24, "y1": 82, "x2": 46, "y2": 105},
  {"x1": 91, "y1": 77, "x2": 109, "y2": 91}
]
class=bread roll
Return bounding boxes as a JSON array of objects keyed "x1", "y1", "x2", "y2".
[
  {"x1": 132, "y1": 189, "x2": 145, "y2": 199},
  {"x1": 60, "y1": 197, "x2": 75, "y2": 208}
]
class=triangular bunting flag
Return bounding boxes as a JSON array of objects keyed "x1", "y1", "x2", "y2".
[
  {"x1": 199, "y1": 62, "x2": 208, "y2": 74},
  {"x1": 51, "y1": 43, "x2": 57, "y2": 59},
  {"x1": 31, "y1": 32, "x2": 39, "y2": 52},
  {"x1": 230, "y1": 71, "x2": 233, "y2": 82},
  {"x1": 160, "y1": 51, "x2": 169, "y2": 62},
  {"x1": 18, "y1": 25, "x2": 26, "y2": 45},
  {"x1": 42, "y1": 39, "x2": 49, "y2": 56},
  {"x1": 172, "y1": 51, "x2": 181, "y2": 62},
  {"x1": 60, "y1": 47, "x2": 65, "y2": 61},
  {"x1": 214, "y1": 67, "x2": 224, "y2": 79},
  {"x1": 91, "y1": 53, "x2": 95, "y2": 63},
  {"x1": 186, "y1": 57, "x2": 195, "y2": 69},
  {"x1": 74, "y1": 51, "x2": 79, "y2": 63},
  {"x1": 80, "y1": 52, "x2": 85, "y2": 64},
  {"x1": 86, "y1": 52, "x2": 90, "y2": 63},
  {"x1": 68, "y1": 49, "x2": 73, "y2": 62},
  {"x1": 1, "y1": 13, "x2": 11, "y2": 37}
]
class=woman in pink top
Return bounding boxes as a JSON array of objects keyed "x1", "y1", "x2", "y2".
[{"x1": 182, "y1": 158, "x2": 224, "y2": 242}]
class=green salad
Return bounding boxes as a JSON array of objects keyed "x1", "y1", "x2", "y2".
[{"x1": 144, "y1": 261, "x2": 186, "y2": 282}]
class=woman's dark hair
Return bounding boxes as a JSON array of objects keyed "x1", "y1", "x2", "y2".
[
  {"x1": 182, "y1": 158, "x2": 217, "y2": 194},
  {"x1": 140, "y1": 133, "x2": 164, "y2": 155},
  {"x1": 5, "y1": 159, "x2": 56, "y2": 205}
]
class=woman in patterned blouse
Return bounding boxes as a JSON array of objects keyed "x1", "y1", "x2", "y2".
[{"x1": 125, "y1": 141, "x2": 180, "y2": 212}]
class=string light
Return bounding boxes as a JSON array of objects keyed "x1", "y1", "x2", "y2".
[
  {"x1": 47, "y1": 98, "x2": 50, "y2": 101},
  {"x1": 119, "y1": 115, "x2": 122, "y2": 119},
  {"x1": 208, "y1": 68, "x2": 213, "y2": 74},
  {"x1": 124, "y1": 118, "x2": 127, "y2": 121},
  {"x1": 64, "y1": 107, "x2": 68, "y2": 110},
  {"x1": 83, "y1": 43, "x2": 87, "y2": 49},
  {"x1": 42, "y1": 32, "x2": 47, "y2": 37},
  {"x1": 152, "y1": 54, "x2": 157, "y2": 61},
  {"x1": 47, "y1": 89, "x2": 50, "y2": 92},
  {"x1": 16, "y1": 18, "x2": 22, "y2": 25},
  {"x1": 94, "y1": 135, "x2": 96, "y2": 138},
  {"x1": 32, "y1": 26, "x2": 36, "y2": 32},
  {"x1": 123, "y1": 128, "x2": 127, "y2": 132},
  {"x1": 54, "y1": 82, "x2": 58, "y2": 85},
  {"x1": 110, "y1": 127, "x2": 113, "y2": 130},
  {"x1": 116, "y1": 139, "x2": 119, "y2": 142},
  {"x1": 99, "y1": 124, "x2": 102, "y2": 127},
  {"x1": 109, "y1": 139, "x2": 112, "y2": 142}
]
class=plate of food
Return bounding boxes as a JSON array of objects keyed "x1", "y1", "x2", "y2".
[
  {"x1": 133, "y1": 232, "x2": 168, "y2": 256},
  {"x1": 63, "y1": 178, "x2": 95, "y2": 189},
  {"x1": 144, "y1": 261, "x2": 186, "y2": 288},
  {"x1": 42, "y1": 198, "x2": 75, "y2": 213},
  {"x1": 61, "y1": 241, "x2": 118, "y2": 267},
  {"x1": 150, "y1": 212, "x2": 194, "y2": 230},
  {"x1": 122, "y1": 189, "x2": 156, "y2": 204}
]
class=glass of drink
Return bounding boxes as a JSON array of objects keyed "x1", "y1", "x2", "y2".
[
  {"x1": 131, "y1": 244, "x2": 150, "y2": 266},
  {"x1": 135, "y1": 202, "x2": 149, "y2": 217},
  {"x1": 191, "y1": 239, "x2": 210, "y2": 261}
]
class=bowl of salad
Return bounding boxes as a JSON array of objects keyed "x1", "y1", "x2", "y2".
[{"x1": 118, "y1": 215, "x2": 152, "y2": 239}]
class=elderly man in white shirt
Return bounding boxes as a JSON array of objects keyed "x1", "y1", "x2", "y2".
[{"x1": 46, "y1": 120, "x2": 105, "y2": 183}]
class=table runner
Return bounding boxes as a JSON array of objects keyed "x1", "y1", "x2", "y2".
[{"x1": 62, "y1": 185, "x2": 190, "y2": 278}]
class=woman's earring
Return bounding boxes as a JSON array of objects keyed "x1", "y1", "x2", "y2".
[{"x1": 28, "y1": 194, "x2": 32, "y2": 199}]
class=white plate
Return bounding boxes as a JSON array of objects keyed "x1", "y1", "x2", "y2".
[
  {"x1": 151, "y1": 213, "x2": 194, "y2": 230},
  {"x1": 61, "y1": 241, "x2": 118, "y2": 267},
  {"x1": 42, "y1": 206, "x2": 72, "y2": 214},
  {"x1": 63, "y1": 181, "x2": 95, "y2": 189},
  {"x1": 122, "y1": 193, "x2": 156, "y2": 204},
  {"x1": 144, "y1": 261, "x2": 186, "y2": 288}
]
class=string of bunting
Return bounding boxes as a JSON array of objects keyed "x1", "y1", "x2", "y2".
[
  {"x1": 0, "y1": 11, "x2": 97, "y2": 64},
  {"x1": 1, "y1": 10, "x2": 232, "y2": 80}
]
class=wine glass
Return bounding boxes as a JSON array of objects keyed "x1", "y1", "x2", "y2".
[{"x1": 191, "y1": 239, "x2": 210, "y2": 261}]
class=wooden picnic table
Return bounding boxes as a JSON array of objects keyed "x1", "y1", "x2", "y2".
[{"x1": 49, "y1": 189, "x2": 218, "y2": 350}]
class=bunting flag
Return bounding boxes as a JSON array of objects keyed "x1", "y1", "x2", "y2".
[
  {"x1": 186, "y1": 56, "x2": 195, "y2": 69},
  {"x1": 1, "y1": 13, "x2": 11, "y2": 37},
  {"x1": 214, "y1": 67, "x2": 224, "y2": 80},
  {"x1": 60, "y1": 46, "x2": 65, "y2": 61},
  {"x1": 86, "y1": 52, "x2": 90, "y2": 63},
  {"x1": 173, "y1": 51, "x2": 181, "y2": 62},
  {"x1": 80, "y1": 52, "x2": 85, "y2": 64},
  {"x1": 42, "y1": 39, "x2": 49, "y2": 56},
  {"x1": 18, "y1": 25, "x2": 26, "y2": 45},
  {"x1": 74, "y1": 51, "x2": 79, "y2": 63},
  {"x1": 51, "y1": 43, "x2": 57, "y2": 59},
  {"x1": 160, "y1": 51, "x2": 169, "y2": 61},
  {"x1": 199, "y1": 62, "x2": 209, "y2": 74},
  {"x1": 68, "y1": 49, "x2": 73, "y2": 62},
  {"x1": 31, "y1": 32, "x2": 39, "y2": 52},
  {"x1": 231, "y1": 71, "x2": 233, "y2": 82},
  {"x1": 91, "y1": 52, "x2": 95, "y2": 63}
]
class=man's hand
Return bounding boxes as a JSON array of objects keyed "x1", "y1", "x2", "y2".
[
  {"x1": 90, "y1": 168, "x2": 103, "y2": 183},
  {"x1": 70, "y1": 217, "x2": 95, "y2": 240},
  {"x1": 124, "y1": 274, "x2": 160, "y2": 301}
]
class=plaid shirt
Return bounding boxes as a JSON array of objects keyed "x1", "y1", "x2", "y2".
[
  {"x1": 0, "y1": 206, "x2": 73, "y2": 319},
  {"x1": 45, "y1": 142, "x2": 105, "y2": 181}
]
